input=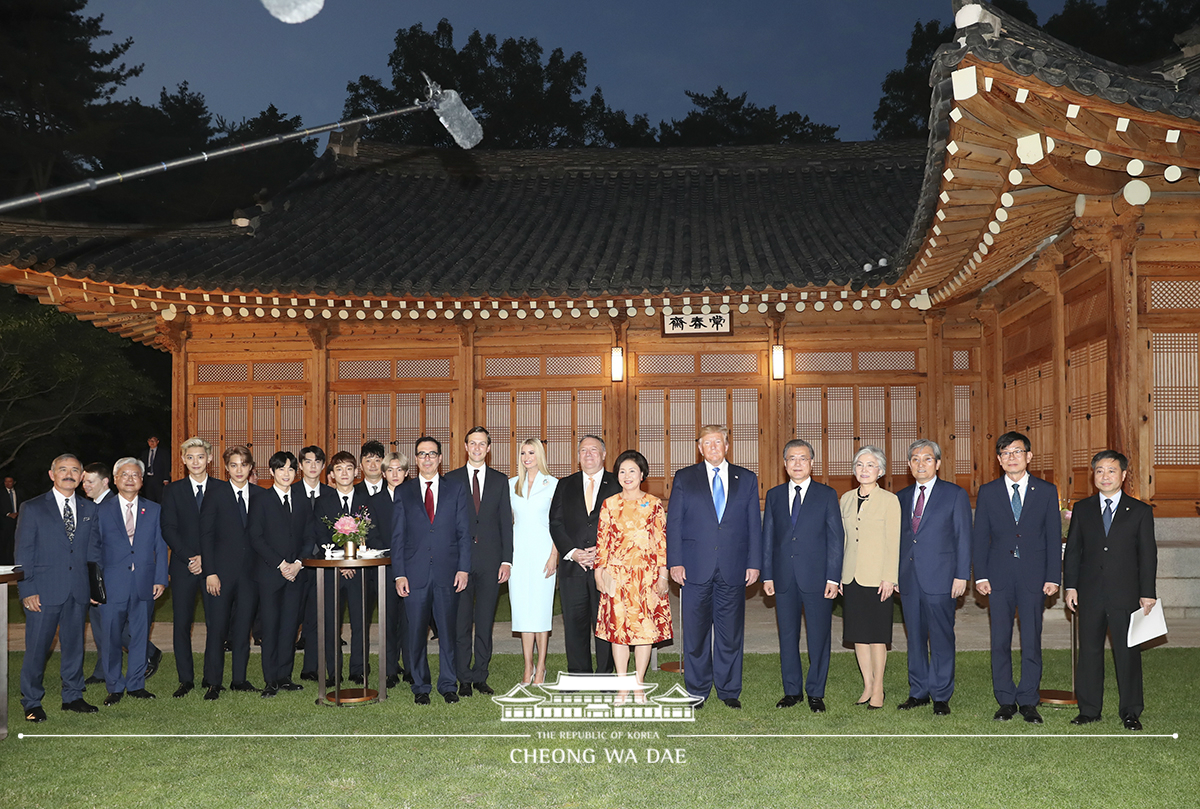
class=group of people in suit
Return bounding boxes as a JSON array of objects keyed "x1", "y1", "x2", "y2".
[{"x1": 12, "y1": 424, "x2": 1157, "y2": 729}]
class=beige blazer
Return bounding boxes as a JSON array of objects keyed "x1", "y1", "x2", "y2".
[{"x1": 839, "y1": 486, "x2": 901, "y2": 587}]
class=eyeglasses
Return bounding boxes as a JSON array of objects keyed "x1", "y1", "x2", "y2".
[
  {"x1": 415, "y1": 451, "x2": 440, "y2": 460},
  {"x1": 999, "y1": 450, "x2": 1028, "y2": 459}
]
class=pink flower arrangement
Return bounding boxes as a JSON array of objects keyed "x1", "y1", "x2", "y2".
[
  {"x1": 321, "y1": 506, "x2": 373, "y2": 547},
  {"x1": 333, "y1": 516, "x2": 358, "y2": 535}
]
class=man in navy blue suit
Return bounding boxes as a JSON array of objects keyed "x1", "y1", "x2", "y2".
[
  {"x1": 17, "y1": 453, "x2": 101, "y2": 722},
  {"x1": 972, "y1": 431, "x2": 1061, "y2": 723},
  {"x1": 761, "y1": 438, "x2": 842, "y2": 712},
  {"x1": 896, "y1": 439, "x2": 972, "y2": 716},
  {"x1": 94, "y1": 457, "x2": 169, "y2": 705},
  {"x1": 666, "y1": 425, "x2": 762, "y2": 709},
  {"x1": 391, "y1": 436, "x2": 471, "y2": 705}
]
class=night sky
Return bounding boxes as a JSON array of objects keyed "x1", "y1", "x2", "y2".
[{"x1": 89, "y1": 0, "x2": 1067, "y2": 145}]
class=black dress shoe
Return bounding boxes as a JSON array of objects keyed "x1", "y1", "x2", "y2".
[
  {"x1": 204, "y1": 685, "x2": 221, "y2": 701},
  {"x1": 402, "y1": 671, "x2": 415, "y2": 684},
  {"x1": 476, "y1": 680, "x2": 495, "y2": 695},
  {"x1": 260, "y1": 685, "x2": 279, "y2": 698},
  {"x1": 295, "y1": 637, "x2": 306, "y2": 651},
  {"x1": 25, "y1": 706, "x2": 48, "y2": 723},
  {"x1": 1071, "y1": 714, "x2": 1102, "y2": 725},
  {"x1": 459, "y1": 683, "x2": 474, "y2": 697},
  {"x1": 722, "y1": 697, "x2": 742, "y2": 709},
  {"x1": 300, "y1": 671, "x2": 318, "y2": 682},
  {"x1": 127, "y1": 688, "x2": 156, "y2": 699},
  {"x1": 808, "y1": 696, "x2": 827, "y2": 713},
  {"x1": 414, "y1": 693, "x2": 431, "y2": 705},
  {"x1": 994, "y1": 703, "x2": 1018, "y2": 721},
  {"x1": 1123, "y1": 715, "x2": 1143, "y2": 731},
  {"x1": 103, "y1": 692, "x2": 123, "y2": 707},
  {"x1": 229, "y1": 681, "x2": 260, "y2": 692},
  {"x1": 349, "y1": 675, "x2": 365, "y2": 686},
  {"x1": 85, "y1": 675, "x2": 105, "y2": 685},
  {"x1": 897, "y1": 696, "x2": 931, "y2": 710},
  {"x1": 933, "y1": 701, "x2": 951, "y2": 716},
  {"x1": 776, "y1": 694, "x2": 801, "y2": 708},
  {"x1": 1018, "y1": 705, "x2": 1043, "y2": 724},
  {"x1": 146, "y1": 648, "x2": 163, "y2": 679},
  {"x1": 278, "y1": 680, "x2": 303, "y2": 692},
  {"x1": 173, "y1": 682, "x2": 194, "y2": 698},
  {"x1": 442, "y1": 691, "x2": 460, "y2": 704},
  {"x1": 62, "y1": 698, "x2": 98, "y2": 714},
  {"x1": 386, "y1": 674, "x2": 400, "y2": 689}
]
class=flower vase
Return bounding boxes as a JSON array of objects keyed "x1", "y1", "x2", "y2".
[{"x1": 344, "y1": 540, "x2": 357, "y2": 559}]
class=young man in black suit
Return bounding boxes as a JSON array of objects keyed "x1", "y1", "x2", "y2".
[
  {"x1": 294, "y1": 445, "x2": 333, "y2": 681},
  {"x1": 549, "y1": 434, "x2": 620, "y2": 675},
  {"x1": 140, "y1": 435, "x2": 172, "y2": 503},
  {"x1": 81, "y1": 462, "x2": 115, "y2": 686},
  {"x1": 377, "y1": 450, "x2": 412, "y2": 689},
  {"x1": 199, "y1": 445, "x2": 261, "y2": 699},
  {"x1": 160, "y1": 438, "x2": 214, "y2": 697},
  {"x1": 447, "y1": 426, "x2": 513, "y2": 696},
  {"x1": 249, "y1": 451, "x2": 316, "y2": 697},
  {"x1": 1, "y1": 474, "x2": 17, "y2": 565},
  {"x1": 1065, "y1": 450, "x2": 1157, "y2": 731}
]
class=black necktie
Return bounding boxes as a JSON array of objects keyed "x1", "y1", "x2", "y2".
[
  {"x1": 195, "y1": 484, "x2": 204, "y2": 512},
  {"x1": 472, "y1": 469, "x2": 482, "y2": 513},
  {"x1": 63, "y1": 499, "x2": 75, "y2": 543},
  {"x1": 790, "y1": 484, "x2": 802, "y2": 526},
  {"x1": 237, "y1": 489, "x2": 247, "y2": 527},
  {"x1": 283, "y1": 493, "x2": 291, "y2": 514},
  {"x1": 309, "y1": 490, "x2": 316, "y2": 512},
  {"x1": 1103, "y1": 498, "x2": 1114, "y2": 535},
  {"x1": 342, "y1": 495, "x2": 350, "y2": 515}
]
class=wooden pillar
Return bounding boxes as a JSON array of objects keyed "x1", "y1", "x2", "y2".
[
  {"x1": 456, "y1": 322, "x2": 476, "y2": 468},
  {"x1": 610, "y1": 316, "x2": 629, "y2": 455},
  {"x1": 306, "y1": 323, "x2": 329, "y2": 453},
  {"x1": 157, "y1": 318, "x2": 187, "y2": 480},
  {"x1": 767, "y1": 312, "x2": 786, "y2": 492},
  {"x1": 1074, "y1": 206, "x2": 1145, "y2": 497},
  {"x1": 972, "y1": 294, "x2": 1004, "y2": 492},
  {"x1": 925, "y1": 312, "x2": 950, "y2": 475},
  {"x1": 1022, "y1": 243, "x2": 1069, "y2": 494}
]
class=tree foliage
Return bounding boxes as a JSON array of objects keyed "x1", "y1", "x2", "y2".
[
  {"x1": 658, "y1": 87, "x2": 839, "y2": 146},
  {"x1": 0, "y1": 287, "x2": 158, "y2": 472}
]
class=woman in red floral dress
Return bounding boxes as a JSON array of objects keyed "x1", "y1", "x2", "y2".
[{"x1": 594, "y1": 450, "x2": 671, "y2": 702}]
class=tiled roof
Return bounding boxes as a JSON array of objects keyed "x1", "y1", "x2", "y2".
[{"x1": 0, "y1": 140, "x2": 927, "y2": 298}]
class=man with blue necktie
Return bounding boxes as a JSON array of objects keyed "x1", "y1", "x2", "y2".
[
  {"x1": 761, "y1": 439, "x2": 842, "y2": 712},
  {"x1": 666, "y1": 425, "x2": 762, "y2": 709},
  {"x1": 972, "y1": 431, "x2": 1061, "y2": 724}
]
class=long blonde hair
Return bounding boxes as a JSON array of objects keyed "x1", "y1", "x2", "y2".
[{"x1": 514, "y1": 438, "x2": 550, "y2": 497}]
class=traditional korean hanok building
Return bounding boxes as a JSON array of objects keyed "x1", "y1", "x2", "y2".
[
  {"x1": 492, "y1": 673, "x2": 697, "y2": 721},
  {"x1": 4, "y1": 2, "x2": 1200, "y2": 543}
]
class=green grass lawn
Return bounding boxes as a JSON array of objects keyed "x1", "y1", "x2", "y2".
[{"x1": 4, "y1": 648, "x2": 1195, "y2": 808}]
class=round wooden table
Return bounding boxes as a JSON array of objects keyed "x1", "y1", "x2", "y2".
[
  {"x1": 303, "y1": 556, "x2": 391, "y2": 706},
  {"x1": 1, "y1": 567, "x2": 26, "y2": 738}
]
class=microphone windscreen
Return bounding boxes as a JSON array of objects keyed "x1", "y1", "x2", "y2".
[{"x1": 434, "y1": 90, "x2": 483, "y2": 150}]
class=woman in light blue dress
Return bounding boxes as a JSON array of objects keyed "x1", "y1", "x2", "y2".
[{"x1": 509, "y1": 438, "x2": 559, "y2": 684}]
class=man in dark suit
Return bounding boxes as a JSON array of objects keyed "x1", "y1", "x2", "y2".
[
  {"x1": 294, "y1": 444, "x2": 333, "y2": 681},
  {"x1": 447, "y1": 426, "x2": 513, "y2": 696},
  {"x1": 896, "y1": 439, "x2": 973, "y2": 716},
  {"x1": 351, "y1": 440, "x2": 389, "y2": 685},
  {"x1": 139, "y1": 435, "x2": 171, "y2": 503},
  {"x1": 550, "y1": 434, "x2": 619, "y2": 675},
  {"x1": 81, "y1": 462, "x2": 116, "y2": 686},
  {"x1": 391, "y1": 436, "x2": 471, "y2": 704},
  {"x1": 1065, "y1": 450, "x2": 1157, "y2": 731},
  {"x1": 666, "y1": 425, "x2": 762, "y2": 709},
  {"x1": 94, "y1": 457, "x2": 169, "y2": 705},
  {"x1": 761, "y1": 438, "x2": 842, "y2": 713},
  {"x1": 972, "y1": 431, "x2": 1061, "y2": 723},
  {"x1": 1, "y1": 475, "x2": 17, "y2": 565},
  {"x1": 249, "y1": 451, "x2": 315, "y2": 697},
  {"x1": 161, "y1": 437, "x2": 213, "y2": 697},
  {"x1": 199, "y1": 444, "x2": 261, "y2": 699},
  {"x1": 17, "y1": 453, "x2": 101, "y2": 722},
  {"x1": 377, "y1": 450, "x2": 412, "y2": 689}
]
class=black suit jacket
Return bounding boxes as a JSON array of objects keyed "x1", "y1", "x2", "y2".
[
  {"x1": 1064, "y1": 492, "x2": 1156, "y2": 611},
  {"x1": 446, "y1": 465, "x2": 513, "y2": 575},
  {"x1": 248, "y1": 487, "x2": 316, "y2": 590},
  {"x1": 549, "y1": 470, "x2": 621, "y2": 578},
  {"x1": 199, "y1": 479, "x2": 259, "y2": 581},
  {"x1": 312, "y1": 486, "x2": 374, "y2": 553},
  {"x1": 141, "y1": 446, "x2": 171, "y2": 482},
  {"x1": 161, "y1": 477, "x2": 207, "y2": 560}
]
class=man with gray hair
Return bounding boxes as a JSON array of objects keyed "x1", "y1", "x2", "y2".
[{"x1": 896, "y1": 439, "x2": 972, "y2": 716}]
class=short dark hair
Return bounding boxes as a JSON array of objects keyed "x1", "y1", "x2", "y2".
[
  {"x1": 782, "y1": 438, "x2": 815, "y2": 460},
  {"x1": 465, "y1": 426, "x2": 491, "y2": 444},
  {"x1": 1091, "y1": 449, "x2": 1128, "y2": 471},
  {"x1": 415, "y1": 436, "x2": 442, "y2": 455},
  {"x1": 299, "y1": 445, "x2": 326, "y2": 463},
  {"x1": 223, "y1": 445, "x2": 253, "y2": 468},
  {"x1": 328, "y1": 451, "x2": 358, "y2": 469},
  {"x1": 995, "y1": 431, "x2": 1031, "y2": 455},
  {"x1": 269, "y1": 451, "x2": 298, "y2": 472},
  {"x1": 84, "y1": 462, "x2": 110, "y2": 481},
  {"x1": 360, "y1": 440, "x2": 386, "y2": 460},
  {"x1": 578, "y1": 434, "x2": 605, "y2": 451},
  {"x1": 613, "y1": 449, "x2": 649, "y2": 481}
]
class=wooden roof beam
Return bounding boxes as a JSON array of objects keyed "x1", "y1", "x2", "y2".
[{"x1": 1026, "y1": 153, "x2": 1127, "y2": 196}]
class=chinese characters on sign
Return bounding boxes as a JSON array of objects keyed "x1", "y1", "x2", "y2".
[{"x1": 661, "y1": 312, "x2": 732, "y2": 336}]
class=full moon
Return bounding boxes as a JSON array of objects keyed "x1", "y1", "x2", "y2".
[{"x1": 261, "y1": 0, "x2": 324, "y2": 24}]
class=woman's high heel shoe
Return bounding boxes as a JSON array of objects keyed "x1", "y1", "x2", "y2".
[{"x1": 867, "y1": 691, "x2": 885, "y2": 710}]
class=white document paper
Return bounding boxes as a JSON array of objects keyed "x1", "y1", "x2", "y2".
[{"x1": 1127, "y1": 599, "x2": 1167, "y2": 647}]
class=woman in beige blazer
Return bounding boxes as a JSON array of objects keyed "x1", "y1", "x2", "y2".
[{"x1": 839, "y1": 445, "x2": 901, "y2": 709}]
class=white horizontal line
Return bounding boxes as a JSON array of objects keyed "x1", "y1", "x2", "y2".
[
  {"x1": 669, "y1": 733, "x2": 1180, "y2": 739},
  {"x1": 18, "y1": 733, "x2": 530, "y2": 739}
]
